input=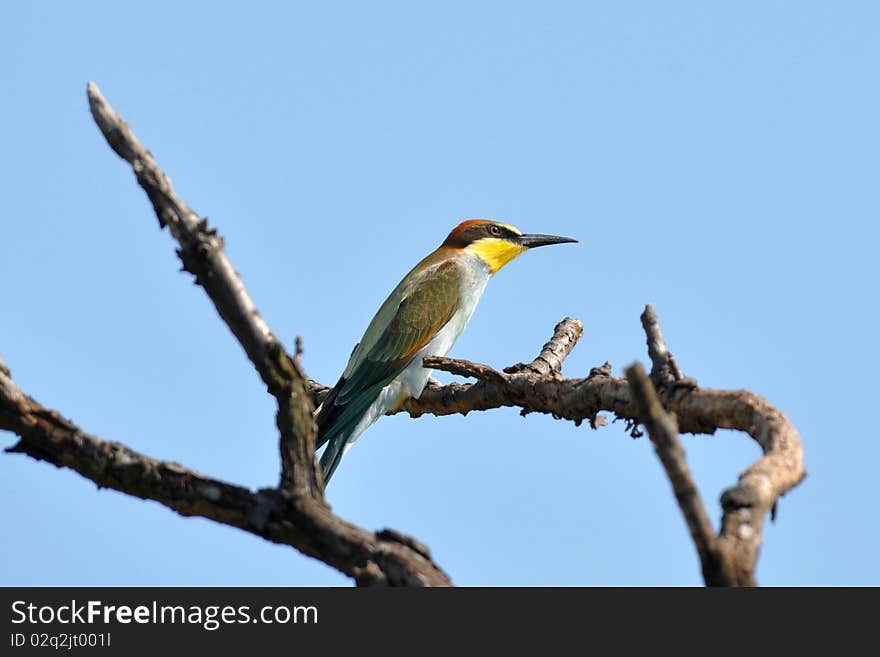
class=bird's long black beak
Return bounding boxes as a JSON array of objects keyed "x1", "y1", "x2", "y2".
[{"x1": 518, "y1": 233, "x2": 578, "y2": 248}]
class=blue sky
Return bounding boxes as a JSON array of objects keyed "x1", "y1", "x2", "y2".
[{"x1": 1, "y1": 2, "x2": 877, "y2": 586}]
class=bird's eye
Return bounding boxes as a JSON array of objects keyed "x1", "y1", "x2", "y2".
[{"x1": 488, "y1": 224, "x2": 502, "y2": 236}]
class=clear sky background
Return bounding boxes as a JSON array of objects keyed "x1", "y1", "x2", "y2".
[{"x1": 1, "y1": 2, "x2": 877, "y2": 586}]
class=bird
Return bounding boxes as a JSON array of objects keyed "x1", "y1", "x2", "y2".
[{"x1": 316, "y1": 219, "x2": 577, "y2": 485}]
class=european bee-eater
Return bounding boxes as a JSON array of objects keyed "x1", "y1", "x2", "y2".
[{"x1": 316, "y1": 219, "x2": 576, "y2": 484}]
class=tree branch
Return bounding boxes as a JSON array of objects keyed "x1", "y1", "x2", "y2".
[
  {"x1": 625, "y1": 363, "x2": 720, "y2": 583},
  {"x1": 409, "y1": 310, "x2": 805, "y2": 586},
  {"x1": 87, "y1": 82, "x2": 281, "y2": 393},
  {"x1": 77, "y1": 81, "x2": 450, "y2": 586},
  {"x1": 424, "y1": 317, "x2": 583, "y2": 385},
  {"x1": 640, "y1": 304, "x2": 687, "y2": 386},
  {"x1": 87, "y1": 81, "x2": 314, "y2": 493},
  {"x1": 423, "y1": 356, "x2": 510, "y2": 387},
  {"x1": 0, "y1": 361, "x2": 448, "y2": 585},
  {"x1": 505, "y1": 317, "x2": 583, "y2": 376}
]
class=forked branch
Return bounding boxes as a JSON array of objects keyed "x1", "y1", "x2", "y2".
[{"x1": 80, "y1": 82, "x2": 450, "y2": 585}]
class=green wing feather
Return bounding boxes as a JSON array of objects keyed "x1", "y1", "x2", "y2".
[
  {"x1": 316, "y1": 258, "x2": 462, "y2": 481},
  {"x1": 338, "y1": 259, "x2": 461, "y2": 403}
]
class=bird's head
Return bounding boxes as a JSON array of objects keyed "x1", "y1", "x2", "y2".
[{"x1": 442, "y1": 219, "x2": 577, "y2": 274}]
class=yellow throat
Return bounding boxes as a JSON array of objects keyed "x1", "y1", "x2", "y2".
[{"x1": 465, "y1": 223, "x2": 526, "y2": 274}]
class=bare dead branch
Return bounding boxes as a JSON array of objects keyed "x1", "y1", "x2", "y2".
[
  {"x1": 87, "y1": 81, "x2": 316, "y2": 495},
  {"x1": 625, "y1": 363, "x2": 720, "y2": 583},
  {"x1": 88, "y1": 82, "x2": 281, "y2": 392},
  {"x1": 505, "y1": 317, "x2": 583, "y2": 376},
  {"x1": 405, "y1": 357, "x2": 630, "y2": 427},
  {"x1": 80, "y1": 81, "x2": 450, "y2": 586},
  {"x1": 407, "y1": 309, "x2": 805, "y2": 585},
  {"x1": 640, "y1": 304, "x2": 687, "y2": 386},
  {"x1": 686, "y1": 388, "x2": 806, "y2": 585},
  {"x1": 0, "y1": 360, "x2": 450, "y2": 586},
  {"x1": 424, "y1": 318, "x2": 583, "y2": 384},
  {"x1": 417, "y1": 317, "x2": 596, "y2": 424},
  {"x1": 637, "y1": 307, "x2": 805, "y2": 586},
  {"x1": 423, "y1": 356, "x2": 509, "y2": 387}
]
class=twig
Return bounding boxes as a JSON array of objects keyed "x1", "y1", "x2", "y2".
[
  {"x1": 505, "y1": 317, "x2": 583, "y2": 375},
  {"x1": 625, "y1": 363, "x2": 720, "y2": 583},
  {"x1": 423, "y1": 356, "x2": 509, "y2": 387},
  {"x1": 640, "y1": 304, "x2": 686, "y2": 385}
]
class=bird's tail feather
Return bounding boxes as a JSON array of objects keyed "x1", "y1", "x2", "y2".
[
  {"x1": 316, "y1": 384, "x2": 387, "y2": 485},
  {"x1": 318, "y1": 434, "x2": 350, "y2": 485},
  {"x1": 317, "y1": 406, "x2": 369, "y2": 485}
]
